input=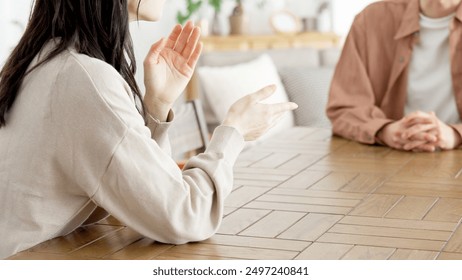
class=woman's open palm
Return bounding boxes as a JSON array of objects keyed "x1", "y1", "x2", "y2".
[{"x1": 144, "y1": 21, "x2": 203, "y2": 111}]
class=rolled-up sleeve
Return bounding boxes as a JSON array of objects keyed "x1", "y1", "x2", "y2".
[{"x1": 326, "y1": 12, "x2": 393, "y2": 144}]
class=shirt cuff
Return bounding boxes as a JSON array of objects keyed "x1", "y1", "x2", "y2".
[
  {"x1": 206, "y1": 125, "x2": 245, "y2": 166},
  {"x1": 363, "y1": 118, "x2": 394, "y2": 144},
  {"x1": 146, "y1": 110, "x2": 175, "y2": 140}
]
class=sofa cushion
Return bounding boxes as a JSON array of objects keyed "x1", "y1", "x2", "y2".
[
  {"x1": 320, "y1": 48, "x2": 342, "y2": 68},
  {"x1": 279, "y1": 67, "x2": 334, "y2": 128},
  {"x1": 197, "y1": 54, "x2": 294, "y2": 142}
]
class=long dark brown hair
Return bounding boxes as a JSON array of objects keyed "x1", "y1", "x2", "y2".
[{"x1": 0, "y1": 0, "x2": 145, "y2": 127}]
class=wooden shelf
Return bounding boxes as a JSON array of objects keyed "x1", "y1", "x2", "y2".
[{"x1": 201, "y1": 32, "x2": 340, "y2": 51}]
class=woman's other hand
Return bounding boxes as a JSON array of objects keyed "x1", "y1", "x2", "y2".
[
  {"x1": 143, "y1": 21, "x2": 203, "y2": 121},
  {"x1": 222, "y1": 85, "x2": 298, "y2": 141}
]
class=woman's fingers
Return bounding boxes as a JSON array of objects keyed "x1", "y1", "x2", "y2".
[
  {"x1": 174, "y1": 21, "x2": 194, "y2": 54},
  {"x1": 223, "y1": 86, "x2": 298, "y2": 142},
  {"x1": 182, "y1": 27, "x2": 201, "y2": 58},
  {"x1": 250, "y1": 85, "x2": 277, "y2": 102},
  {"x1": 165, "y1": 24, "x2": 183, "y2": 49},
  {"x1": 269, "y1": 102, "x2": 299, "y2": 114},
  {"x1": 187, "y1": 42, "x2": 203, "y2": 68},
  {"x1": 144, "y1": 38, "x2": 167, "y2": 65}
]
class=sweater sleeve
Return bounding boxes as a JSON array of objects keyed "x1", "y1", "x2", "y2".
[
  {"x1": 326, "y1": 12, "x2": 393, "y2": 144},
  {"x1": 54, "y1": 53, "x2": 245, "y2": 244},
  {"x1": 146, "y1": 111, "x2": 174, "y2": 155},
  {"x1": 95, "y1": 125, "x2": 243, "y2": 244}
]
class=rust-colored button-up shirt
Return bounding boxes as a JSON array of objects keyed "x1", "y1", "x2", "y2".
[{"x1": 326, "y1": 0, "x2": 462, "y2": 144}]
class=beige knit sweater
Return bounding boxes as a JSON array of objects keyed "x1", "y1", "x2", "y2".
[{"x1": 0, "y1": 42, "x2": 244, "y2": 259}]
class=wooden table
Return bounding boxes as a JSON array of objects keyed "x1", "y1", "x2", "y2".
[{"x1": 9, "y1": 127, "x2": 462, "y2": 260}]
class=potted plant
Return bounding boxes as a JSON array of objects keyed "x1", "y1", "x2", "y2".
[
  {"x1": 177, "y1": 0, "x2": 267, "y2": 35},
  {"x1": 177, "y1": 0, "x2": 222, "y2": 24},
  {"x1": 177, "y1": 0, "x2": 203, "y2": 25},
  {"x1": 177, "y1": 0, "x2": 223, "y2": 35}
]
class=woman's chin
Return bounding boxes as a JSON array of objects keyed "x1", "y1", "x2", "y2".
[{"x1": 138, "y1": 12, "x2": 162, "y2": 22}]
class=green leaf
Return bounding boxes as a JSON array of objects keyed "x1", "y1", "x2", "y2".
[
  {"x1": 176, "y1": 0, "x2": 203, "y2": 24},
  {"x1": 208, "y1": 0, "x2": 222, "y2": 12}
]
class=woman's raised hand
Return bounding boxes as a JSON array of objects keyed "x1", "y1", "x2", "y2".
[
  {"x1": 143, "y1": 21, "x2": 203, "y2": 121},
  {"x1": 223, "y1": 85, "x2": 298, "y2": 141}
]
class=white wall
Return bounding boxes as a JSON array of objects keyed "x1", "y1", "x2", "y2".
[
  {"x1": 1, "y1": 0, "x2": 378, "y2": 67},
  {"x1": 332, "y1": 0, "x2": 378, "y2": 36},
  {"x1": 0, "y1": 0, "x2": 31, "y2": 66},
  {"x1": 129, "y1": 0, "x2": 326, "y2": 86},
  {"x1": 129, "y1": 0, "x2": 379, "y2": 41}
]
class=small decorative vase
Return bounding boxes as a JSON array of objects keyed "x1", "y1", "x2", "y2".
[{"x1": 229, "y1": 3, "x2": 248, "y2": 35}]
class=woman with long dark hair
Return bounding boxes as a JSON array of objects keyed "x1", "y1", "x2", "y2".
[{"x1": 0, "y1": 0, "x2": 297, "y2": 259}]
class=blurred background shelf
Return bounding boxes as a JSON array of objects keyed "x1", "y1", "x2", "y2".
[{"x1": 201, "y1": 32, "x2": 340, "y2": 51}]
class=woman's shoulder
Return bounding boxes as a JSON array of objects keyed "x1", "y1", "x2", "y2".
[
  {"x1": 47, "y1": 49, "x2": 140, "y2": 129},
  {"x1": 53, "y1": 49, "x2": 135, "y2": 107},
  {"x1": 60, "y1": 50, "x2": 129, "y2": 91}
]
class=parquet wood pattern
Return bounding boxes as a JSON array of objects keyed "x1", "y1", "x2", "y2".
[{"x1": 10, "y1": 127, "x2": 462, "y2": 260}]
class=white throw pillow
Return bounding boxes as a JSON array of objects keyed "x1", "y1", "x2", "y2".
[{"x1": 198, "y1": 54, "x2": 294, "y2": 142}]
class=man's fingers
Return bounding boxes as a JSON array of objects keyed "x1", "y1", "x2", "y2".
[
  {"x1": 420, "y1": 144, "x2": 437, "y2": 152},
  {"x1": 403, "y1": 115, "x2": 434, "y2": 127},
  {"x1": 404, "y1": 111, "x2": 430, "y2": 120},
  {"x1": 403, "y1": 140, "x2": 429, "y2": 151},
  {"x1": 402, "y1": 111, "x2": 435, "y2": 126},
  {"x1": 165, "y1": 24, "x2": 183, "y2": 49},
  {"x1": 401, "y1": 123, "x2": 438, "y2": 139}
]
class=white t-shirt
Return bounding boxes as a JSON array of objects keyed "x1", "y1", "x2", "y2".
[{"x1": 406, "y1": 13, "x2": 460, "y2": 124}]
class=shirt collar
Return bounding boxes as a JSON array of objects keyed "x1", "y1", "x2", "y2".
[
  {"x1": 456, "y1": 3, "x2": 462, "y2": 22},
  {"x1": 394, "y1": 0, "x2": 420, "y2": 40},
  {"x1": 394, "y1": 0, "x2": 462, "y2": 40}
]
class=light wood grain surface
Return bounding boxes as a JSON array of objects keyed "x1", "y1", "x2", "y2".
[{"x1": 9, "y1": 127, "x2": 462, "y2": 260}]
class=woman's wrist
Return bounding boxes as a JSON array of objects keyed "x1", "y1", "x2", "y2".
[
  {"x1": 145, "y1": 101, "x2": 172, "y2": 122},
  {"x1": 222, "y1": 120, "x2": 242, "y2": 136}
]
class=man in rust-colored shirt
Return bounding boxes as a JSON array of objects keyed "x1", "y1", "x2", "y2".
[{"x1": 327, "y1": 0, "x2": 462, "y2": 152}]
